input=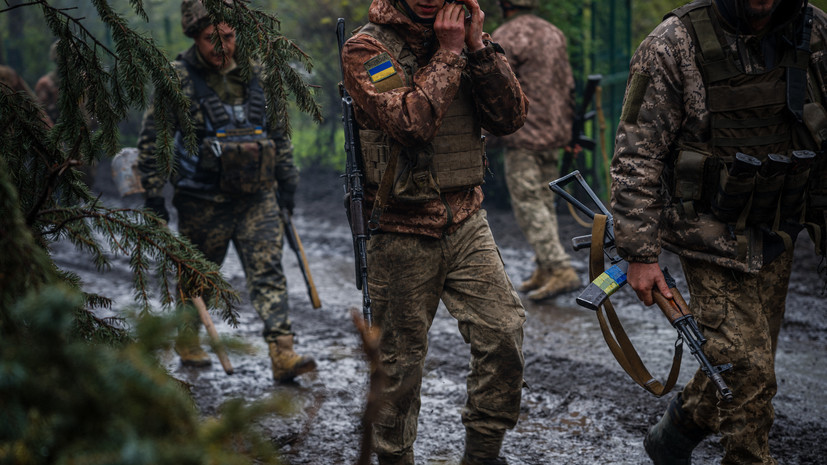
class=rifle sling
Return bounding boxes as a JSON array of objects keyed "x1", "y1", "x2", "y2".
[
  {"x1": 590, "y1": 214, "x2": 682, "y2": 397},
  {"x1": 369, "y1": 143, "x2": 402, "y2": 227}
]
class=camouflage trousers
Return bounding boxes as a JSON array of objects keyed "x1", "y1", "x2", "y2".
[
  {"x1": 367, "y1": 210, "x2": 526, "y2": 464},
  {"x1": 503, "y1": 146, "x2": 571, "y2": 272},
  {"x1": 679, "y1": 249, "x2": 793, "y2": 465},
  {"x1": 173, "y1": 189, "x2": 291, "y2": 342}
]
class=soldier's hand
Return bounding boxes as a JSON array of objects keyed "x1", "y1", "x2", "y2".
[
  {"x1": 277, "y1": 188, "x2": 295, "y2": 215},
  {"x1": 435, "y1": 2, "x2": 467, "y2": 56},
  {"x1": 144, "y1": 196, "x2": 170, "y2": 223},
  {"x1": 627, "y1": 261, "x2": 672, "y2": 306},
  {"x1": 461, "y1": 0, "x2": 485, "y2": 52}
]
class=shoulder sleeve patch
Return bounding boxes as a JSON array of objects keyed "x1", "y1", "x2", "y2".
[
  {"x1": 620, "y1": 72, "x2": 650, "y2": 124},
  {"x1": 364, "y1": 52, "x2": 404, "y2": 93}
]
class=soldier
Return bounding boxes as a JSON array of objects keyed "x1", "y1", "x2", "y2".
[
  {"x1": 137, "y1": 0, "x2": 316, "y2": 383},
  {"x1": 610, "y1": 0, "x2": 827, "y2": 463},
  {"x1": 0, "y1": 64, "x2": 34, "y2": 95},
  {"x1": 35, "y1": 41, "x2": 60, "y2": 126},
  {"x1": 341, "y1": 0, "x2": 528, "y2": 464},
  {"x1": 490, "y1": 0, "x2": 581, "y2": 302}
]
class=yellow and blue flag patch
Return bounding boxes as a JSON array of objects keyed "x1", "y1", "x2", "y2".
[{"x1": 364, "y1": 52, "x2": 404, "y2": 93}]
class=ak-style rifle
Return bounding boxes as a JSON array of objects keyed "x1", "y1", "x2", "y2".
[
  {"x1": 549, "y1": 170, "x2": 734, "y2": 401},
  {"x1": 337, "y1": 18, "x2": 372, "y2": 327}
]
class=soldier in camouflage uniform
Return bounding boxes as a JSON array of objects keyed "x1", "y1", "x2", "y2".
[
  {"x1": 490, "y1": 0, "x2": 580, "y2": 302},
  {"x1": 610, "y1": 0, "x2": 827, "y2": 463},
  {"x1": 341, "y1": 0, "x2": 528, "y2": 463},
  {"x1": 137, "y1": 0, "x2": 315, "y2": 383}
]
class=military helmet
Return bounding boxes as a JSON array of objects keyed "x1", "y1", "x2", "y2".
[
  {"x1": 181, "y1": 0, "x2": 233, "y2": 38},
  {"x1": 500, "y1": 0, "x2": 538, "y2": 8}
]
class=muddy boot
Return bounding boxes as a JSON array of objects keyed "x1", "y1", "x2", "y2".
[
  {"x1": 174, "y1": 333, "x2": 211, "y2": 367},
  {"x1": 460, "y1": 455, "x2": 509, "y2": 465},
  {"x1": 376, "y1": 451, "x2": 414, "y2": 465},
  {"x1": 518, "y1": 266, "x2": 550, "y2": 293},
  {"x1": 527, "y1": 266, "x2": 581, "y2": 301},
  {"x1": 269, "y1": 334, "x2": 317, "y2": 382},
  {"x1": 461, "y1": 431, "x2": 508, "y2": 465},
  {"x1": 644, "y1": 394, "x2": 708, "y2": 465}
]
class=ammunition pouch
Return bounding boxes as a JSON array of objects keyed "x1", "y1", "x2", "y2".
[
  {"x1": 710, "y1": 166, "x2": 756, "y2": 224},
  {"x1": 201, "y1": 137, "x2": 277, "y2": 194}
]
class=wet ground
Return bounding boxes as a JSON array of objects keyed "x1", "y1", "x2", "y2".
[{"x1": 53, "y1": 162, "x2": 827, "y2": 464}]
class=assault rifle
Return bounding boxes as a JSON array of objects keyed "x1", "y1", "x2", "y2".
[
  {"x1": 560, "y1": 74, "x2": 602, "y2": 180},
  {"x1": 549, "y1": 170, "x2": 734, "y2": 401},
  {"x1": 337, "y1": 18, "x2": 372, "y2": 327}
]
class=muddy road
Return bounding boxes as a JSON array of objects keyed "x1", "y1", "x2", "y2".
[{"x1": 53, "y1": 163, "x2": 827, "y2": 464}]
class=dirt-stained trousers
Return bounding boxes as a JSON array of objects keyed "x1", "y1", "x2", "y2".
[
  {"x1": 503, "y1": 146, "x2": 572, "y2": 272},
  {"x1": 679, "y1": 249, "x2": 793, "y2": 465},
  {"x1": 367, "y1": 210, "x2": 526, "y2": 464},
  {"x1": 173, "y1": 188, "x2": 292, "y2": 342}
]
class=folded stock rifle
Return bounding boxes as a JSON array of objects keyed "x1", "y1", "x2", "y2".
[
  {"x1": 549, "y1": 171, "x2": 734, "y2": 401},
  {"x1": 337, "y1": 18, "x2": 372, "y2": 327}
]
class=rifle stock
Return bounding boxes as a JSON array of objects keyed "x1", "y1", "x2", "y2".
[{"x1": 338, "y1": 18, "x2": 373, "y2": 327}]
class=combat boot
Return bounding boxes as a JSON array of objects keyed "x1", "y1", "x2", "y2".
[
  {"x1": 269, "y1": 334, "x2": 317, "y2": 382},
  {"x1": 460, "y1": 455, "x2": 509, "y2": 465},
  {"x1": 518, "y1": 266, "x2": 551, "y2": 293},
  {"x1": 644, "y1": 394, "x2": 708, "y2": 465},
  {"x1": 174, "y1": 334, "x2": 211, "y2": 367},
  {"x1": 527, "y1": 266, "x2": 581, "y2": 301}
]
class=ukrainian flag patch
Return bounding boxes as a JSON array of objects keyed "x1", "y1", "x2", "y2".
[{"x1": 365, "y1": 53, "x2": 397, "y2": 83}]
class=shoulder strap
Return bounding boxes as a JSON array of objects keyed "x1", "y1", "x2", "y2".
[{"x1": 589, "y1": 215, "x2": 683, "y2": 397}]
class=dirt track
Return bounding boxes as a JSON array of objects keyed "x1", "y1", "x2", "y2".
[{"x1": 54, "y1": 164, "x2": 827, "y2": 464}]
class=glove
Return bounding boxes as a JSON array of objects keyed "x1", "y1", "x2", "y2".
[
  {"x1": 277, "y1": 188, "x2": 295, "y2": 215},
  {"x1": 144, "y1": 196, "x2": 170, "y2": 223}
]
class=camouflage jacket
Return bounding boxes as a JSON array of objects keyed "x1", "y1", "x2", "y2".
[
  {"x1": 491, "y1": 12, "x2": 574, "y2": 151},
  {"x1": 35, "y1": 71, "x2": 60, "y2": 125},
  {"x1": 137, "y1": 45, "x2": 297, "y2": 200},
  {"x1": 611, "y1": 2, "x2": 827, "y2": 272},
  {"x1": 341, "y1": 0, "x2": 528, "y2": 237}
]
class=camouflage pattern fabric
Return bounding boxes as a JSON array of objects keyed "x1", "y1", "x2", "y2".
[
  {"x1": 341, "y1": 0, "x2": 527, "y2": 238},
  {"x1": 342, "y1": 1, "x2": 528, "y2": 461},
  {"x1": 137, "y1": 42, "x2": 298, "y2": 344},
  {"x1": 34, "y1": 70, "x2": 60, "y2": 124},
  {"x1": 679, "y1": 250, "x2": 793, "y2": 465},
  {"x1": 367, "y1": 210, "x2": 525, "y2": 463},
  {"x1": 0, "y1": 65, "x2": 34, "y2": 95},
  {"x1": 174, "y1": 189, "x2": 291, "y2": 341},
  {"x1": 610, "y1": 4, "x2": 827, "y2": 271},
  {"x1": 611, "y1": 1, "x2": 827, "y2": 463},
  {"x1": 503, "y1": 146, "x2": 571, "y2": 271},
  {"x1": 137, "y1": 45, "x2": 297, "y2": 200},
  {"x1": 491, "y1": 12, "x2": 575, "y2": 273},
  {"x1": 491, "y1": 12, "x2": 574, "y2": 152}
]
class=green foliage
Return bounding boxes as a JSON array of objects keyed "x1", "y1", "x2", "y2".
[
  {"x1": 1, "y1": 0, "x2": 323, "y2": 462},
  {"x1": 0, "y1": 285, "x2": 290, "y2": 465}
]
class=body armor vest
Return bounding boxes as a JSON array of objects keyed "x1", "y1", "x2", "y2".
[
  {"x1": 356, "y1": 22, "x2": 486, "y2": 198},
  {"x1": 174, "y1": 61, "x2": 276, "y2": 194},
  {"x1": 669, "y1": 1, "x2": 826, "y2": 237}
]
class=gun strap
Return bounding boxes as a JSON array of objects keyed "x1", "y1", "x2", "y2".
[
  {"x1": 368, "y1": 143, "x2": 402, "y2": 227},
  {"x1": 590, "y1": 215, "x2": 683, "y2": 397}
]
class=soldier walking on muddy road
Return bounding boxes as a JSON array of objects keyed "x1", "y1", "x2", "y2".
[
  {"x1": 340, "y1": 0, "x2": 528, "y2": 463},
  {"x1": 490, "y1": 0, "x2": 581, "y2": 302},
  {"x1": 610, "y1": 0, "x2": 827, "y2": 463},
  {"x1": 137, "y1": 0, "x2": 316, "y2": 383}
]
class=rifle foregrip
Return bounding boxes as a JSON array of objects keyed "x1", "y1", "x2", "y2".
[{"x1": 652, "y1": 288, "x2": 687, "y2": 324}]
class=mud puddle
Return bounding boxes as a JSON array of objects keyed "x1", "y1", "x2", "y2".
[{"x1": 51, "y1": 163, "x2": 827, "y2": 464}]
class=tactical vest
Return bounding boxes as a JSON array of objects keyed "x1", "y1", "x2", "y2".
[
  {"x1": 356, "y1": 22, "x2": 486, "y2": 201},
  {"x1": 668, "y1": 1, "x2": 827, "y2": 250},
  {"x1": 174, "y1": 61, "x2": 277, "y2": 195}
]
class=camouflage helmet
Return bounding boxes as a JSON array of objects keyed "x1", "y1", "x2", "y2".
[
  {"x1": 500, "y1": 0, "x2": 538, "y2": 8},
  {"x1": 181, "y1": 0, "x2": 233, "y2": 38}
]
